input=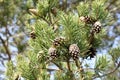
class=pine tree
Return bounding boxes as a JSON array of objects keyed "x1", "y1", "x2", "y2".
[{"x1": 6, "y1": 0, "x2": 120, "y2": 80}]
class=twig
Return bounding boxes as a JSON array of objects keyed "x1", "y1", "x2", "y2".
[
  {"x1": 5, "y1": 26, "x2": 9, "y2": 47},
  {"x1": 88, "y1": 32, "x2": 94, "y2": 45},
  {"x1": 39, "y1": 16, "x2": 50, "y2": 25},
  {"x1": 75, "y1": 60, "x2": 85, "y2": 80},
  {"x1": 32, "y1": 71, "x2": 37, "y2": 80},
  {"x1": 48, "y1": 12, "x2": 52, "y2": 24},
  {"x1": 52, "y1": 61, "x2": 64, "y2": 71},
  {"x1": 67, "y1": 59, "x2": 71, "y2": 71},
  {"x1": 92, "y1": 62, "x2": 120, "y2": 79},
  {"x1": 51, "y1": 19, "x2": 59, "y2": 26},
  {"x1": 15, "y1": 75, "x2": 20, "y2": 80},
  {"x1": 48, "y1": 5, "x2": 52, "y2": 25},
  {"x1": 64, "y1": 0, "x2": 67, "y2": 12},
  {"x1": 0, "y1": 36, "x2": 11, "y2": 60},
  {"x1": 46, "y1": 59, "x2": 64, "y2": 71},
  {"x1": 66, "y1": 57, "x2": 75, "y2": 80},
  {"x1": 75, "y1": 67, "x2": 94, "y2": 73}
]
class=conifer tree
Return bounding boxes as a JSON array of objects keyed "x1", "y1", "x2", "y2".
[{"x1": 6, "y1": 0, "x2": 120, "y2": 80}]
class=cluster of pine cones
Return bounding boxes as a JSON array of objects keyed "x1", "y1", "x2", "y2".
[
  {"x1": 48, "y1": 43, "x2": 80, "y2": 60},
  {"x1": 80, "y1": 16, "x2": 102, "y2": 34},
  {"x1": 48, "y1": 36, "x2": 80, "y2": 60},
  {"x1": 48, "y1": 16, "x2": 102, "y2": 60},
  {"x1": 31, "y1": 15, "x2": 102, "y2": 60},
  {"x1": 48, "y1": 37, "x2": 65, "y2": 59},
  {"x1": 80, "y1": 16, "x2": 102, "y2": 58}
]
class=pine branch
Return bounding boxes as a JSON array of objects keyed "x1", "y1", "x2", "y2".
[
  {"x1": 75, "y1": 60, "x2": 85, "y2": 80},
  {"x1": 29, "y1": 62, "x2": 37, "y2": 80},
  {"x1": 66, "y1": 55, "x2": 75, "y2": 80},
  {"x1": 67, "y1": 59, "x2": 71, "y2": 71},
  {"x1": 75, "y1": 67, "x2": 94, "y2": 72},
  {"x1": 88, "y1": 32, "x2": 94, "y2": 45},
  {"x1": 29, "y1": 8, "x2": 51, "y2": 25},
  {"x1": 48, "y1": 12, "x2": 52, "y2": 24},
  {"x1": 48, "y1": 2, "x2": 53, "y2": 24},
  {"x1": 51, "y1": 19, "x2": 59, "y2": 26},
  {"x1": 52, "y1": 61, "x2": 64, "y2": 71},
  {"x1": 32, "y1": 71, "x2": 37, "y2": 80},
  {"x1": 46, "y1": 59, "x2": 64, "y2": 71},
  {"x1": 83, "y1": 32, "x2": 96, "y2": 59},
  {"x1": 92, "y1": 62, "x2": 120, "y2": 79},
  {"x1": 39, "y1": 16, "x2": 50, "y2": 25},
  {"x1": 5, "y1": 26, "x2": 9, "y2": 47},
  {"x1": 0, "y1": 36, "x2": 11, "y2": 60},
  {"x1": 15, "y1": 75, "x2": 19, "y2": 80}
]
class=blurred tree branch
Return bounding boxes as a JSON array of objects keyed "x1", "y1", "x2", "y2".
[
  {"x1": 0, "y1": 36, "x2": 11, "y2": 60},
  {"x1": 92, "y1": 61, "x2": 120, "y2": 79}
]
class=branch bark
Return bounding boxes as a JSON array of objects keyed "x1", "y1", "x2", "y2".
[
  {"x1": 92, "y1": 62, "x2": 120, "y2": 79},
  {"x1": 0, "y1": 36, "x2": 11, "y2": 60},
  {"x1": 75, "y1": 60, "x2": 85, "y2": 80}
]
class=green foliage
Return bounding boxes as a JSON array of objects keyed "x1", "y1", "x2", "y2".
[
  {"x1": 6, "y1": 61, "x2": 14, "y2": 80},
  {"x1": 29, "y1": 20, "x2": 55, "y2": 55},
  {"x1": 5, "y1": 0, "x2": 120, "y2": 80},
  {"x1": 85, "y1": 71, "x2": 94, "y2": 80},
  {"x1": 15, "y1": 52, "x2": 49, "y2": 80},
  {"x1": 93, "y1": 28, "x2": 106, "y2": 48},
  {"x1": 59, "y1": 13, "x2": 90, "y2": 55},
  {"x1": 54, "y1": 71, "x2": 74, "y2": 80},
  {"x1": 0, "y1": 0, "x2": 15, "y2": 26},
  {"x1": 106, "y1": 75, "x2": 118, "y2": 80},
  {"x1": 109, "y1": 47, "x2": 120, "y2": 61},
  {"x1": 77, "y1": 0, "x2": 108, "y2": 21},
  {"x1": 37, "y1": 0, "x2": 59, "y2": 17},
  {"x1": 77, "y1": 2, "x2": 90, "y2": 16},
  {"x1": 16, "y1": 54, "x2": 32, "y2": 79},
  {"x1": 95, "y1": 55, "x2": 110, "y2": 71},
  {"x1": 37, "y1": 0, "x2": 49, "y2": 16},
  {"x1": 91, "y1": 0, "x2": 108, "y2": 20}
]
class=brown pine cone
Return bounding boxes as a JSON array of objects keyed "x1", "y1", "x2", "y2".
[
  {"x1": 53, "y1": 37, "x2": 65, "y2": 46},
  {"x1": 30, "y1": 31, "x2": 36, "y2": 39},
  {"x1": 51, "y1": 7, "x2": 57, "y2": 16},
  {"x1": 69, "y1": 44, "x2": 80, "y2": 60},
  {"x1": 91, "y1": 21, "x2": 102, "y2": 33},
  {"x1": 48, "y1": 46, "x2": 58, "y2": 59},
  {"x1": 79, "y1": 16, "x2": 95, "y2": 24}
]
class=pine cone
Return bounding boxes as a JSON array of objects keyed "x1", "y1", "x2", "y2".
[
  {"x1": 48, "y1": 47, "x2": 58, "y2": 59},
  {"x1": 79, "y1": 16, "x2": 95, "y2": 24},
  {"x1": 53, "y1": 37, "x2": 65, "y2": 46},
  {"x1": 91, "y1": 21, "x2": 102, "y2": 33},
  {"x1": 69, "y1": 44, "x2": 80, "y2": 60},
  {"x1": 51, "y1": 7, "x2": 57, "y2": 16},
  {"x1": 30, "y1": 31, "x2": 36, "y2": 39}
]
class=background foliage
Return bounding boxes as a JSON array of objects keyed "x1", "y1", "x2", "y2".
[{"x1": 0, "y1": 0, "x2": 120, "y2": 80}]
